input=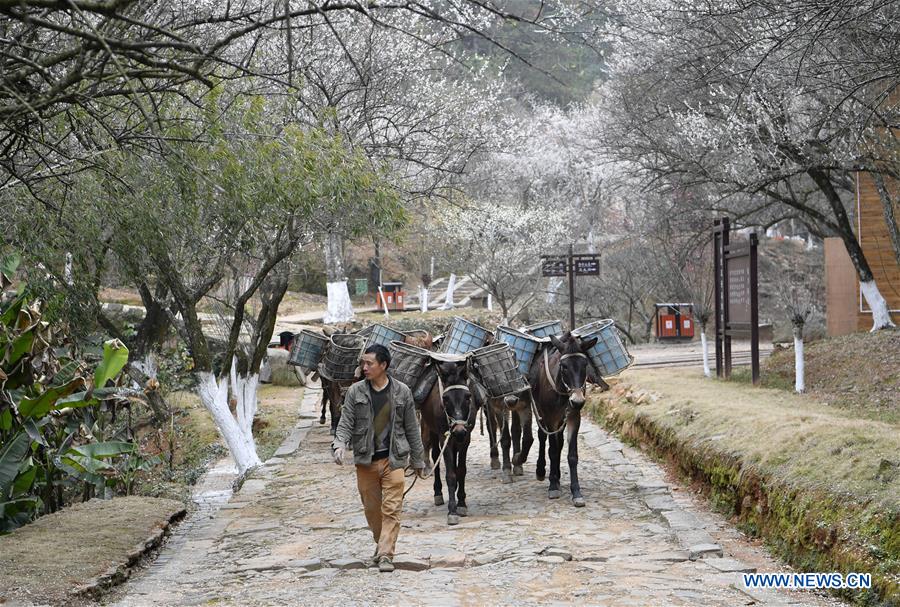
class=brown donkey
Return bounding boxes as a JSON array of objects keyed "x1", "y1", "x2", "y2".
[
  {"x1": 419, "y1": 360, "x2": 476, "y2": 525},
  {"x1": 529, "y1": 332, "x2": 597, "y2": 507}
]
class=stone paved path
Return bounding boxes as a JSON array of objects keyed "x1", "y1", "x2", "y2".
[{"x1": 111, "y1": 385, "x2": 843, "y2": 607}]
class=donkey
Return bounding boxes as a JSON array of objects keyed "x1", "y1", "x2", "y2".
[
  {"x1": 419, "y1": 360, "x2": 476, "y2": 525},
  {"x1": 529, "y1": 332, "x2": 598, "y2": 507},
  {"x1": 485, "y1": 390, "x2": 534, "y2": 484},
  {"x1": 319, "y1": 374, "x2": 356, "y2": 435}
]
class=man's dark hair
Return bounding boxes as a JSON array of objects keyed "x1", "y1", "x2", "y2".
[{"x1": 364, "y1": 344, "x2": 391, "y2": 368}]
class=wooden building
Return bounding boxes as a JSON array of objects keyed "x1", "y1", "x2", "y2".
[{"x1": 825, "y1": 174, "x2": 900, "y2": 334}]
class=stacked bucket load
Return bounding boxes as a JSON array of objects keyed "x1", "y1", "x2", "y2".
[
  {"x1": 498, "y1": 318, "x2": 634, "y2": 388},
  {"x1": 288, "y1": 323, "x2": 436, "y2": 384}
]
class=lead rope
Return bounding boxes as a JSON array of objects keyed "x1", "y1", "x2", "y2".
[
  {"x1": 404, "y1": 429, "x2": 450, "y2": 497},
  {"x1": 403, "y1": 372, "x2": 469, "y2": 498},
  {"x1": 533, "y1": 349, "x2": 590, "y2": 436}
]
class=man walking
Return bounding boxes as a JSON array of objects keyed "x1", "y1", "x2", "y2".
[{"x1": 332, "y1": 344, "x2": 426, "y2": 572}]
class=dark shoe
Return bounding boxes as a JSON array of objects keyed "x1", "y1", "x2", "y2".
[{"x1": 378, "y1": 556, "x2": 395, "y2": 573}]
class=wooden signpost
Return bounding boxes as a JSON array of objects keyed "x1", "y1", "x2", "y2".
[
  {"x1": 541, "y1": 244, "x2": 600, "y2": 331},
  {"x1": 713, "y1": 217, "x2": 760, "y2": 384}
]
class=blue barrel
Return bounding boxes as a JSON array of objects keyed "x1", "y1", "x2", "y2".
[
  {"x1": 365, "y1": 324, "x2": 407, "y2": 348},
  {"x1": 572, "y1": 320, "x2": 632, "y2": 376},
  {"x1": 288, "y1": 329, "x2": 329, "y2": 370},
  {"x1": 495, "y1": 326, "x2": 542, "y2": 375},
  {"x1": 440, "y1": 316, "x2": 490, "y2": 355},
  {"x1": 523, "y1": 320, "x2": 564, "y2": 339}
]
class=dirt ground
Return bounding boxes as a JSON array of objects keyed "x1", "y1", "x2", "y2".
[{"x1": 0, "y1": 497, "x2": 185, "y2": 606}]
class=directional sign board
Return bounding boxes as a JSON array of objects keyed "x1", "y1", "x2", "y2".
[
  {"x1": 574, "y1": 255, "x2": 600, "y2": 276},
  {"x1": 541, "y1": 257, "x2": 568, "y2": 277}
]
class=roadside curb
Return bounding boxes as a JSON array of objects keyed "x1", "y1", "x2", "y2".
[{"x1": 70, "y1": 507, "x2": 187, "y2": 600}]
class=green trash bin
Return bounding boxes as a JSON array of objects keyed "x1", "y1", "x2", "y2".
[{"x1": 354, "y1": 278, "x2": 368, "y2": 296}]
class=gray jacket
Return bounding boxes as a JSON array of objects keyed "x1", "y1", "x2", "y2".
[{"x1": 332, "y1": 378, "x2": 426, "y2": 470}]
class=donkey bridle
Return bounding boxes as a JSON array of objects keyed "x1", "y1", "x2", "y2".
[
  {"x1": 543, "y1": 349, "x2": 589, "y2": 396},
  {"x1": 529, "y1": 349, "x2": 591, "y2": 436},
  {"x1": 436, "y1": 373, "x2": 475, "y2": 430}
]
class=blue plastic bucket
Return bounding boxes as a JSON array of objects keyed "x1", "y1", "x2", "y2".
[
  {"x1": 440, "y1": 317, "x2": 490, "y2": 355},
  {"x1": 572, "y1": 320, "x2": 632, "y2": 377},
  {"x1": 495, "y1": 325, "x2": 543, "y2": 375},
  {"x1": 523, "y1": 320, "x2": 564, "y2": 339},
  {"x1": 365, "y1": 324, "x2": 407, "y2": 348},
  {"x1": 288, "y1": 329, "x2": 328, "y2": 370}
]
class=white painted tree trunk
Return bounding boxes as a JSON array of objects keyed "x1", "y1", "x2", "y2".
[
  {"x1": 378, "y1": 285, "x2": 390, "y2": 319},
  {"x1": 420, "y1": 286, "x2": 428, "y2": 313},
  {"x1": 133, "y1": 351, "x2": 158, "y2": 380},
  {"x1": 700, "y1": 330, "x2": 711, "y2": 377},
  {"x1": 441, "y1": 273, "x2": 457, "y2": 310},
  {"x1": 546, "y1": 277, "x2": 564, "y2": 304},
  {"x1": 487, "y1": 294, "x2": 493, "y2": 311},
  {"x1": 196, "y1": 371, "x2": 262, "y2": 474},
  {"x1": 324, "y1": 281, "x2": 354, "y2": 324},
  {"x1": 860, "y1": 280, "x2": 896, "y2": 330},
  {"x1": 230, "y1": 359, "x2": 259, "y2": 446},
  {"x1": 323, "y1": 231, "x2": 354, "y2": 324},
  {"x1": 793, "y1": 332, "x2": 805, "y2": 394},
  {"x1": 64, "y1": 252, "x2": 74, "y2": 286}
]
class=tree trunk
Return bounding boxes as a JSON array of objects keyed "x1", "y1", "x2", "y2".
[
  {"x1": 793, "y1": 323, "x2": 805, "y2": 394},
  {"x1": 420, "y1": 286, "x2": 428, "y2": 312},
  {"x1": 700, "y1": 328, "x2": 711, "y2": 377},
  {"x1": 196, "y1": 371, "x2": 261, "y2": 474},
  {"x1": 859, "y1": 280, "x2": 895, "y2": 331},
  {"x1": 64, "y1": 252, "x2": 74, "y2": 286},
  {"x1": 546, "y1": 277, "x2": 563, "y2": 304},
  {"x1": 441, "y1": 273, "x2": 457, "y2": 310},
  {"x1": 324, "y1": 231, "x2": 354, "y2": 324},
  {"x1": 499, "y1": 296, "x2": 509, "y2": 322},
  {"x1": 230, "y1": 358, "x2": 259, "y2": 448},
  {"x1": 871, "y1": 171, "x2": 900, "y2": 268},
  {"x1": 130, "y1": 283, "x2": 171, "y2": 363}
]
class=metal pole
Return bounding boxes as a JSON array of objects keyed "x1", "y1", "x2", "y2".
[
  {"x1": 750, "y1": 233, "x2": 760, "y2": 385},
  {"x1": 568, "y1": 243, "x2": 576, "y2": 332},
  {"x1": 713, "y1": 220, "x2": 723, "y2": 377},
  {"x1": 722, "y1": 217, "x2": 732, "y2": 379}
]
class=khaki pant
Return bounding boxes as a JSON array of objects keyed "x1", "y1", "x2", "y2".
[{"x1": 356, "y1": 458, "x2": 405, "y2": 558}]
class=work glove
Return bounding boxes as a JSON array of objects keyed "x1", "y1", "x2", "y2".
[{"x1": 332, "y1": 446, "x2": 346, "y2": 466}]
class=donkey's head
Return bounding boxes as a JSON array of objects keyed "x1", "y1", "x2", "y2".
[
  {"x1": 548, "y1": 332, "x2": 598, "y2": 408},
  {"x1": 437, "y1": 361, "x2": 473, "y2": 439}
]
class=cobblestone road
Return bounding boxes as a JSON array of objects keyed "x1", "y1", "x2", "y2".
[{"x1": 111, "y1": 385, "x2": 842, "y2": 607}]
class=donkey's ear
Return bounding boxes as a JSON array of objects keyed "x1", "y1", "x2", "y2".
[
  {"x1": 549, "y1": 334, "x2": 565, "y2": 351},
  {"x1": 580, "y1": 336, "x2": 598, "y2": 352}
]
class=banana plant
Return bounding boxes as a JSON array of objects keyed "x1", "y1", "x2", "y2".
[{"x1": 1, "y1": 256, "x2": 144, "y2": 531}]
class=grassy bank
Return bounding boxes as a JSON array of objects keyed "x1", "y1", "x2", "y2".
[{"x1": 589, "y1": 368, "x2": 899, "y2": 605}]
